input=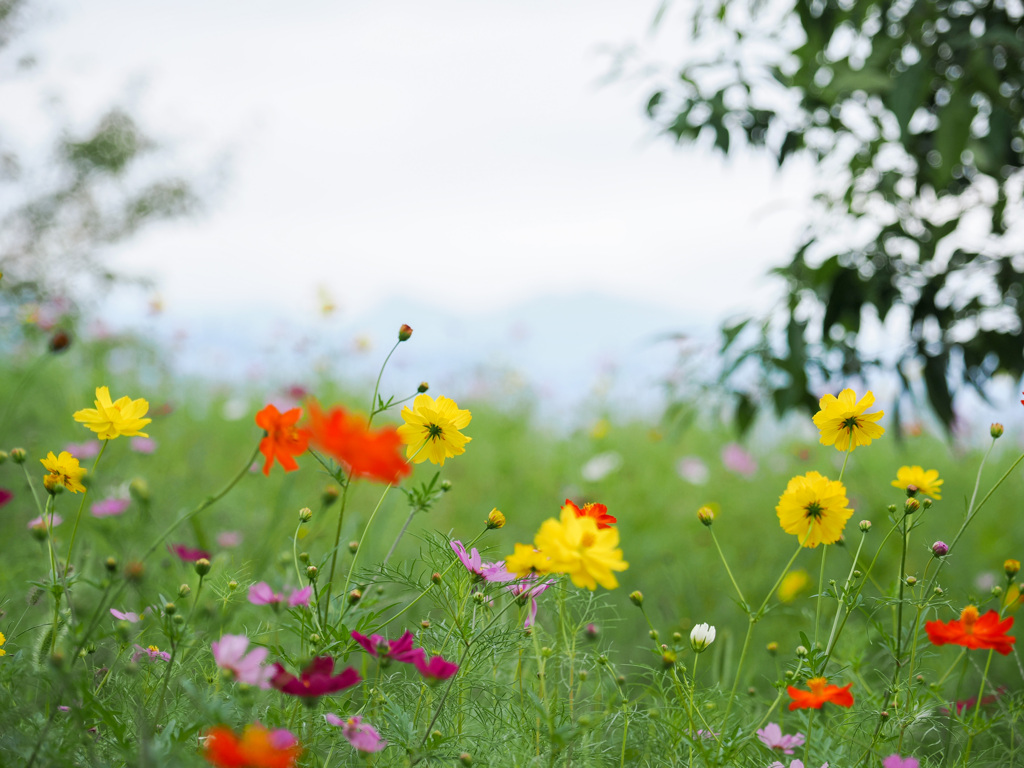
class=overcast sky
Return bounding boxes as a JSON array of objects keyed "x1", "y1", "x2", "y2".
[{"x1": 7, "y1": 0, "x2": 815, "y2": 328}]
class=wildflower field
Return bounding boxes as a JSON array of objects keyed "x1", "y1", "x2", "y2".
[{"x1": 1, "y1": 325, "x2": 1023, "y2": 768}]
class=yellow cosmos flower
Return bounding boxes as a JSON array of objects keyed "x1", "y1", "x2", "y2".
[
  {"x1": 396, "y1": 394, "x2": 471, "y2": 465},
  {"x1": 40, "y1": 451, "x2": 87, "y2": 494},
  {"x1": 505, "y1": 543, "x2": 553, "y2": 577},
  {"x1": 778, "y1": 569, "x2": 811, "y2": 603},
  {"x1": 0, "y1": 631, "x2": 6, "y2": 656},
  {"x1": 891, "y1": 466, "x2": 942, "y2": 500},
  {"x1": 533, "y1": 506, "x2": 628, "y2": 590},
  {"x1": 776, "y1": 471, "x2": 853, "y2": 548},
  {"x1": 73, "y1": 386, "x2": 152, "y2": 440},
  {"x1": 812, "y1": 388, "x2": 884, "y2": 451}
]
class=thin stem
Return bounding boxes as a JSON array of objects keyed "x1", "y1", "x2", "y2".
[
  {"x1": 824, "y1": 530, "x2": 868, "y2": 660},
  {"x1": 62, "y1": 440, "x2": 108, "y2": 574},
  {"x1": 687, "y1": 653, "x2": 700, "y2": 768},
  {"x1": 709, "y1": 528, "x2": 747, "y2": 608},
  {"x1": 813, "y1": 543, "x2": 829, "y2": 650},
  {"x1": 340, "y1": 481, "x2": 396, "y2": 609},
  {"x1": 383, "y1": 507, "x2": 417, "y2": 567},
  {"x1": 367, "y1": 339, "x2": 402, "y2": 426},
  {"x1": 962, "y1": 650, "x2": 995, "y2": 765}
]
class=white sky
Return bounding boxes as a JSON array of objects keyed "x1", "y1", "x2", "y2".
[{"x1": 8, "y1": 0, "x2": 816, "y2": 324}]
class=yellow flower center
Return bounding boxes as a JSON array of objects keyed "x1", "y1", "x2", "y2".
[
  {"x1": 959, "y1": 605, "x2": 979, "y2": 633},
  {"x1": 804, "y1": 502, "x2": 822, "y2": 520},
  {"x1": 841, "y1": 416, "x2": 859, "y2": 431},
  {"x1": 148, "y1": 645, "x2": 160, "y2": 653},
  {"x1": 426, "y1": 423, "x2": 444, "y2": 441},
  {"x1": 807, "y1": 677, "x2": 828, "y2": 694},
  {"x1": 580, "y1": 530, "x2": 596, "y2": 548}
]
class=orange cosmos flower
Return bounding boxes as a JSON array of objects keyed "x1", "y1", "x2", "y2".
[
  {"x1": 787, "y1": 677, "x2": 854, "y2": 710},
  {"x1": 562, "y1": 499, "x2": 617, "y2": 529},
  {"x1": 203, "y1": 723, "x2": 301, "y2": 768},
  {"x1": 305, "y1": 401, "x2": 411, "y2": 484},
  {"x1": 255, "y1": 404, "x2": 309, "y2": 476},
  {"x1": 925, "y1": 605, "x2": 1016, "y2": 655}
]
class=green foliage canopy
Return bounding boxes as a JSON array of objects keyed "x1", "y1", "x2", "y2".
[{"x1": 647, "y1": 0, "x2": 1024, "y2": 432}]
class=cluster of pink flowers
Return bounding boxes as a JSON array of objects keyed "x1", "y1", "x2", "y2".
[
  {"x1": 248, "y1": 582, "x2": 312, "y2": 609},
  {"x1": 351, "y1": 629, "x2": 459, "y2": 684}
]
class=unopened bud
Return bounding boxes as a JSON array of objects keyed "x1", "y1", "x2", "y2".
[
  {"x1": 298, "y1": 507, "x2": 312, "y2": 523},
  {"x1": 178, "y1": 584, "x2": 191, "y2": 598},
  {"x1": 228, "y1": 580, "x2": 238, "y2": 591},
  {"x1": 991, "y1": 423, "x2": 1004, "y2": 439},
  {"x1": 921, "y1": 498, "x2": 932, "y2": 510},
  {"x1": 431, "y1": 572, "x2": 442, "y2": 585},
  {"x1": 421, "y1": 619, "x2": 431, "y2": 628},
  {"x1": 459, "y1": 753, "x2": 473, "y2": 766},
  {"x1": 105, "y1": 557, "x2": 117, "y2": 573},
  {"x1": 796, "y1": 645, "x2": 809, "y2": 658},
  {"x1": 309, "y1": 633, "x2": 321, "y2": 645},
  {"x1": 10, "y1": 447, "x2": 27, "y2": 464},
  {"x1": 887, "y1": 504, "x2": 898, "y2": 514},
  {"x1": 696, "y1": 506, "x2": 714, "y2": 526},
  {"x1": 661, "y1": 649, "x2": 677, "y2": 667},
  {"x1": 859, "y1": 520, "x2": 872, "y2": 532},
  {"x1": 880, "y1": 710, "x2": 890, "y2": 719},
  {"x1": 299, "y1": 552, "x2": 310, "y2": 564},
  {"x1": 306, "y1": 566, "x2": 318, "y2": 582},
  {"x1": 1005, "y1": 559, "x2": 1021, "y2": 578},
  {"x1": 991, "y1": 585, "x2": 1003, "y2": 598},
  {"x1": 348, "y1": 541, "x2": 359, "y2": 554},
  {"x1": 904, "y1": 498, "x2": 920, "y2": 514},
  {"x1": 672, "y1": 632, "x2": 683, "y2": 643},
  {"x1": 486, "y1": 508, "x2": 505, "y2": 529},
  {"x1": 321, "y1": 485, "x2": 340, "y2": 507},
  {"x1": 0, "y1": 450, "x2": 8, "y2": 464},
  {"x1": 348, "y1": 589, "x2": 361, "y2": 604},
  {"x1": 649, "y1": 629, "x2": 659, "y2": 641},
  {"x1": 417, "y1": 381, "x2": 429, "y2": 393},
  {"x1": 933, "y1": 586, "x2": 943, "y2": 596},
  {"x1": 440, "y1": 479, "x2": 452, "y2": 492},
  {"x1": 905, "y1": 484, "x2": 919, "y2": 498},
  {"x1": 932, "y1": 541, "x2": 949, "y2": 558},
  {"x1": 853, "y1": 570, "x2": 862, "y2": 578},
  {"x1": 585, "y1": 623, "x2": 599, "y2": 640},
  {"x1": 49, "y1": 330, "x2": 71, "y2": 353},
  {"x1": 905, "y1": 576, "x2": 917, "y2": 586},
  {"x1": 766, "y1": 641, "x2": 778, "y2": 656},
  {"x1": 398, "y1": 324, "x2": 413, "y2": 342},
  {"x1": 164, "y1": 602, "x2": 176, "y2": 615},
  {"x1": 629, "y1": 591, "x2": 644, "y2": 607},
  {"x1": 194, "y1": 558, "x2": 211, "y2": 577}
]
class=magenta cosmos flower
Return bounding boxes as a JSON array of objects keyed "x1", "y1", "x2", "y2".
[
  {"x1": 882, "y1": 756, "x2": 919, "y2": 768},
  {"x1": 168, "y1": 543, "x2": 210, "y2": 561},
  {"x1": 131, "y1": 644, "x2": 170, "y2": 662},
  {"x1": 451, "y1": 540, "x2": 515, "y2": 582},
  {"x1": 768, "y1": 761, "x2": 828, "y2": 768},
  {"x1": 507, "y1": 576, "x2": 555, "y2": 628},
  {"x1": 212, "y1": 634, "x2": 274, "y2": 688},
  {"x1": 0, "y1": 488, "x2": 13, "y2": 508},
  {"x1": 325, "y1": 714, "x2": 387, "y2": 753},
  {"x1": 350, "y1": 630, "x2": 423, "y2": 664},
  {"x1": 413, "y1": 653, "x2": 459, "y2": 684},
  {"x1": 756, "y1": 723, "x2": 805, "y2": 755},
  {"x1": 271, "y1": 657, "x2": 361, "y2": 698}
]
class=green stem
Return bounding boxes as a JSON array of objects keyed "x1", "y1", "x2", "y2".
[
  {"x1": 687, "y1": 653, "x2": 699, "y2": 768},
  {"x1": 813, "y1": 543, "x2": 829, "y2": 650},
  {"x1": 962, "y1": 650, "x2": 995, "y2": 766},
  {"x1": 709, "y1": 528, "x2": 747, "y2": 608},
  {"x1": 62, "y1": 440, "x2": 108, "y2": 575},
  {"x1": 367, "y1": 339, "x2": 402, "y2": 425},
  {"x1": 340, "y1": 481, "x2": 397, "y2": 612},
  {"x1": 823, "y1": 530, "x2": 868, "y2": 660}
]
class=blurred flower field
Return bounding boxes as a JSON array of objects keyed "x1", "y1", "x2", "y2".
[{"x1": 1, "y1": 324, "x2": 1023, "y2": 767}]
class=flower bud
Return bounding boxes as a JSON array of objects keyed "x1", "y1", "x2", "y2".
[
  {"x1": 398, "y1": 324, "x2": 413, "y2": 342},
  {"x1": 921, "y1": 498, "x2": 932, "y2": 510},
  {"x1": 689, "y1": 623, "x2": 716, "y2": 653},
  {"x1": 696, "y1": 506, "x2": 714, "y2": 526},
  {"x1": 194, "y1": 558, "x2": 211, "y2": 577},
  {"x1": 991, "y1": 423, "x2": 1004, "y2": 439},
  {"x1": 348, "y1": 589, "x2": 361, "y2": 604},
  {"x1": 298, "y1": 507, "x2": 313, "y2": 523},
  {"x1": 661, "y1": 649, "x2": 677, "y2": 668},
  {"x1": 348, "y1": 541, "x2": 359, "y2": 554},
  {"x1": 178, "y1": 584, "x2": 191, "y2": 598},
  {"x1": 629, "y1": 591, "x2": 644, "y2": 607},
  {"x1": 904, "y1": 498, "x2": 920, "y2": 514},
  {"x1": 228, "y1": 580, "x2": 238, "y2": 591},
  {"x1": 299, "y1": 552, "x2": 310, "y2": 564},
  {"x1": 932, "y1": 541, "x2": 949, "y2": 558},
  {"x1": 905, "y1": 576, "x2": 917, "y2": 586},
  {"x1": 431, "y1": 572, "x2": 442, "y2": 585},
  {"x1": 859, "y1": 520, "x2": 872, "y2": 532},
  {"x1": 421, "y1": 619, "x2": 431, "y2": 628},
  {"x1": 307, "y1": 565, "x2": 318, "y2": 582},
  {"x1": 321, "y1": 485, "x2": 340, "y2": 507},
  {"x1": 991, "y1": 585, "x2": 1004, "y2": 598},
  {"x1": 49, "y1": 330, "x2": 71, "y2": 353},
  {"x1": 486, "y1": 508, "x2": 505, "y2": 529},
  {"x1": 9, "y1": 447, "x2": 27, "y2": 464},
  {"x1": 124, "y1": 561, "x2": 145, "y2": 583},
  {"x1": 418, "y1": 381, "x2": 429, "y2": 393},
  {"x1": 309, "y1": 633, "x2": 321, "y2": 646},
  {"x1": 904, "y1": 484, "x2": 919, "y2": 498},
  {"x1": 887, "y1": 504, "x2": 898, "y2": 514},
  {"x1": 0, "y1": 450, "x2": 8, "y2": 464},
  {"x1": 766, "y1": 641, "x2": 778, "y2": 656},
  {"x1": 672, "y1": 631, "x2": 683, "y2": 643},
  {"x1": 649, "y1": 629, "x2": 659, "y2": 641},
  {"x1": 933, "y1": 586, "x2": 943, "y2": 596},
  {"x1": 105, "y1": 556, "x2": 117, "y2": 573},
  {"x1": 164, "y1": 602, "x2": 176, "y2": 615},
  {"x1": 459, "y1": 753, "x2": 473, "y2": 767},
  {"x1": 585, "y1": 623, "x2": 600, "y2": 641},
  {"x1": 853, "y1": 569, "x2": 862, "y2": 578},
  {"x1": 1005, "y1": 559, "x2": 1021, "y2": 578},
  {"x1": 795, "y1": 645, "x2": 809, "y2": 658},
  {"x1": 441, "y1": 479, "x2": 452, "y2": 492}
]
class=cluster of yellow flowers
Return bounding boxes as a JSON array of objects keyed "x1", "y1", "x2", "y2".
[{"x1": 506, "y1": 502, "x2": 629, "y2": 591}]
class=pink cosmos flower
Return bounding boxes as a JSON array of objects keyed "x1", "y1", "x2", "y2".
[
  {"x1": 131, "y1": 644, "x2": 170, "y2": 662},
  {"x1": 721, "y1": 442, "x2": 757, "y2": 477},
  {"x1": 507, "y1": 577, "x2": 555, "y2": 628},
  {"x1": 217, "y1": 531, "x2": 242, "y2": 548},
  {"x1": 350, "y1": 630, "x2": 423, "y2": 664},
  {"x1": 0, "y1": 488, "x2": 13, "y2": 508},
  {"x1": 413, "y1": 653, "x2": 459, "y2": 684},
  {"x1": 169, "y1": 543, "x2": 210, "y2": 561},
  {"x1": 211, "y1": 634, "x2": 274, "y2": 688},
  {"x1": 110, "y1": 608, "x2": 140, "y2": 623},
  {"x1": 325, "y1": 714, "x2": 387, "y2": 753},
  {"x1": 271, "y1": 657, "x2": 361, "y2": 698},
  {"x1": 63, "y1": 441, "x2": 101, "y2": 459},
  {"x1": 91, "y1": 498, "x2": 131, "y2": 518},
  {"x1": 756, "y1": 723, "x2": 805, "y2": 755},
  {"x1": 451, "y1": 540, "x2": 515, "y2": 582},
  {"x1": 768, "y1": 762, "x2": 828, "y2": 768},
  {"x1": 129, "y1": 437, "x2": 157, "y2": 454},
  {"x1": 249, "y1": 582, "x2": 282, "y2": 605},
  {"x1": 288, "y1": 586, "x2": 313, "y2": 608},
  {"x1": 882, "y1": 756, "x2": 919, "y2": 768},
  {"x1": 28, "y1": 514, "x2": 62, "y2": 530}
]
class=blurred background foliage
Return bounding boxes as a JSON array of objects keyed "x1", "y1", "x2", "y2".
[
  {"x1": 0, "y1": 0, "x2": 199, "y2": 348},
  {"x1": 647, "y1": 0, "x2": 1024, "y2": 433}
]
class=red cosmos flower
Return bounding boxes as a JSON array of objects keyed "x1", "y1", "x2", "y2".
[
  {"x1": 413, "y1": 653, "x2": 459, "y2": 684},
  {"x1": 255, "y1": 404, "x2": 309, "y2": 476},
  {"x1": 787, "y1": 677, "x2": 854, "y2": 710},
  {"x1": 271, "y1": 656, "x2": 361, "y2": 698},
  {"x1": 925, "y1": 605, "x2": 1016, "y2": 655},
  {"x1": 203, "y1": 723, "x2": 301, "y2": 768},
  {"x1": 350, "y1": 630, "x2": 423, "y2": 664},
  {"x1": 0, "y1": 488, "x2": 12, "y2": 508},
  {"x1": 169, "y1": 543, "x2": 211, "y2": 562},
  {"x1": 563, "y1": 499, "x2": 617, "y2": 529},
  {"x1": 306, "y1": 401, "x2": 410, "y2": 484}
]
